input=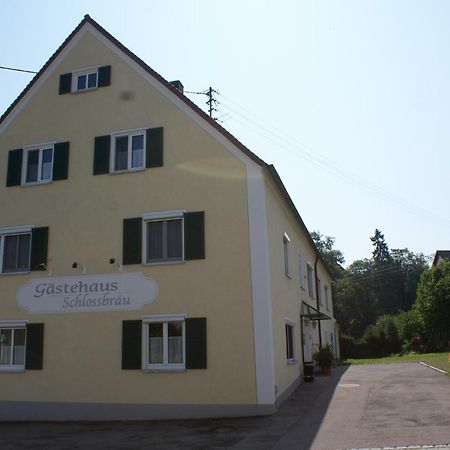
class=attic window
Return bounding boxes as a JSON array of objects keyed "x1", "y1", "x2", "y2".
[
  {"x1": 74, "y1": 69, "x2": 98, "y2": 91},
  {"x1": 59, "y1": 66, "x2": 111, "y2": 94}
]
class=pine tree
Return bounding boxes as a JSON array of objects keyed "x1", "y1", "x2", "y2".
[{"x1": 370, "y1": 229, "x2": 391, "y2": 263}]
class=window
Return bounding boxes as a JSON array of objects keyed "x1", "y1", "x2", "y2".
[
  {"x1": 0, "y1": 227, "x2": 31, "y2": 274},
  {"x1": 142, "y1": 211, "x2": 184, "y2": 264},
  {"x1": 0, "y1": 322, "x2": 43, "y2": 372},
  {"x1": 285, "y1": 321, "x2": 296, "y2": 363},
  {"x1": 317, "y1": 278, "x2": 323, "y2": 306},
  {"x1": 112, "y1": 131, "x2": 145, "y2": 172},
  {"x1": 299, "y1": 255, "x2": 306, "y2": 289},
  {"x1": 307, "y1": 263, "x2": 314, "y2": 298},
  {"x1": 72, "y1": 68, "x2": 98, "y2": 92},
  {"x1": 7, "y1": 143, "x2": 70, "y2": 187},
  {"x1": 324, "y1": 285, "x2": 330, "y2": 310},
  {"x1": 22, "y1": 146, "x2": 53, "y2": 185},
  {"x1": 283, "y1": 233, "x2": 290, "y2": 277},
  {"x1": 0, "y1": 326, "x2": 26, "y2": 371},
  {"x1": 123, "y1": 211, "x2": 204, "y2": 266},
  {"x1": 143, "y1": 315, "x2": 186, "y2": 371},
  {"x1": 59, "y1": 66, "x2": 111, "y2": 95}
]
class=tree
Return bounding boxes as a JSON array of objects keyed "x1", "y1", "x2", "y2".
[
  {"x1": 415, "y1": 260, "x2": 450, "y2": 332},
  {"x1": 310, "y1": 231, "x2": 345, "y2": 278},
  {"x1": 370, "y1": 229, "x2": 391, "y2": 263}
]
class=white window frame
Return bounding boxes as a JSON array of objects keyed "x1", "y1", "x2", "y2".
[
  {"x1": 72, "y1": 66, "x2": 99, "y2": 93},
  {"x1": 110, "y1": 128, "x2": 146, "y2": 173},
  {"x1": 21, "y1": 143, "x2": 55, "y2": 186},
  {"x1": 142, "y1": 210, "x2": 185, "y2": 266},
  {"x1": 324, "y1": 285, "x2": 330, "y2": 310},
  {"x1": 142, "y1": 314, "x2": 186, "y2": 372},
  {"x1": 307, "y1": 263, "x2": 314, "y2": 298},
  {"x1": 317, "y1": 277, "x2": 323, "y2": 306},
  {"x1": 283, "y1": 233, "x2": 290, "y2": 278},
  {"x1": 0, "y1": 320, "x2": 27, "y2": 372},
  {"x1": 0, "y1": 225, "x2": 32, "y2": 275},
  {"x1": 285, "y1": 318, "x2": 297, "y2": 364},
  {"x1": 299, "y1": 254, "x2": 306, "y2": 289}
]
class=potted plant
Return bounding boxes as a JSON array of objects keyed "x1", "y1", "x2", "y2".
[{"x1": 313, "y1": 344, "x2": 333, "y2": 375}]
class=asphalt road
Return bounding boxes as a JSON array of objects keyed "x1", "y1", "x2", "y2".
[{"x1": 2, "y1": 363, "x2": 450, "y2": 449}]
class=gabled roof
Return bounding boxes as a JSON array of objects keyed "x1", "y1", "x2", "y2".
[
  {"x1": 432, "y1": 250, "x2": 450, "y2": 266},
  {"x1": 0, "y1": 14, "x2": 334, "y2": 280}
]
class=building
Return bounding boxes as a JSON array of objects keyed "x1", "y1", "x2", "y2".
[
  {"x1": 432, "y1": 250, "x2": 450, "y2": 266},
  {"x1": 0, "y1": 15, "x2": 338, "y2": 421}
]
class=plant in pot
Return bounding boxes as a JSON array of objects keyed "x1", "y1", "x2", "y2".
[{"x1": 313, "y1": 344, "x2": 333, "y2": 375}]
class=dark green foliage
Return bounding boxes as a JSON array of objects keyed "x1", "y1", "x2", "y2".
[
  {"x1": 311, "y1": 231, "x2": 345, "y2": 278},
  {"x1": 362, "y1": 315, "x2": 402, "y2": 357},
  {"x1": 370, "y1": 229, "x2": 391, "y2": 263},
  {"x1": 415, "y1": 260, "x2": 450, "y2": 332}
]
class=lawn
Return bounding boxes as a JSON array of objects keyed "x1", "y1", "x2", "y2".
[{"x1": 342, "y1": 352, "x2": 449, "y2": 373}]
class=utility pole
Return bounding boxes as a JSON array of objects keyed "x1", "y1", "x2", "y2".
[
  {"x1": 206, "y1": 86, "x2": 219, "y2": 120},
  {"x1": 185, "y1": 86, "x2": 220, "y2": 122}
]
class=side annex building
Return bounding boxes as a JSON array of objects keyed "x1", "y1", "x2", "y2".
[{"x1": 0, "y1": 15, "x2": 339, "y2": 420}]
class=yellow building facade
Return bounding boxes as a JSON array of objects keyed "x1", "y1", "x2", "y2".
[{"x1": 0, "y1": 16, "x2": 338, "y2": 420}]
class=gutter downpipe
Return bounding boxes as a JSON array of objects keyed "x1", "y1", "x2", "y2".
[{"x1": 314, "y1": 253, "x2": 322, "y2": 347}]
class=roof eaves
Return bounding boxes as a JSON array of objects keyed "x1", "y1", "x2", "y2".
[{"x1": 265, "y1": 164, "x2": 335, "y2": 281}]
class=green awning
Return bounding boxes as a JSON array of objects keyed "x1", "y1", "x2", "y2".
[{"x1": 300, "y1": 301, "x2": 331, "y2": 321}]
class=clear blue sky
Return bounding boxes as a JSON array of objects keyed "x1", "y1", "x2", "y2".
[{"x1": 1, "y1": 0, "x2": 449, "y2": 265}]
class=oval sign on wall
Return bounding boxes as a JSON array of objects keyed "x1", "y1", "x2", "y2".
[{"x1": 17, "y1": 272, "x2": 158, "y2": 314}]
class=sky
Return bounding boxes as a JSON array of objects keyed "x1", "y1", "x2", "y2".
[{"x1": 1, "y1": 0, "x2": 449, "y2": 265}]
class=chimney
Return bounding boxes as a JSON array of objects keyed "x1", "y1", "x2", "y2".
[{"x1": 170, "y1": 80, "x2": 184, "y2": 94}]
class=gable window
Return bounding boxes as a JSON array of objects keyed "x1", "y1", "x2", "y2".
[
  {"x1": 59, "y1": 66, "x2": 111, "y2": 95},
  {"x1": 0, "y1": 321, "x2": 44, "y2": 372},
  {"x1": 112, "y1": 131, "x2": 145, "y2": 172},
  {"x1": 23, "y1": 146, "x2": 53, "y2": 185},
  {"x1": 143, "y1": 315, "x2": 185, "y2": 371},
  {"x1": 283, "y1": 233, "x2": 290, "y2": 277},
  {"x1": 285, "y1": 320, "x2": 296, "y2": 363},
  {"x1": 307, "y1": 263, "x2": 314, "y2": 298},
  {"x1": 75, "y1": 69, "x2": 98, "y2": 92},
  {"x1": 0, "y1": 226, "x2": 49, "y2": 274}
]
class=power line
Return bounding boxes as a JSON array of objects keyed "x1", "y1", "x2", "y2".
[
  {"x1": 185, "y1": 87, "x2": 220, "y2": 121},
  {"x1": 217, "y1": 93, "x2": 450, "y2": 230},
  {"x1": 0, "y1": 65, "x2": 37, "y2": 75}
]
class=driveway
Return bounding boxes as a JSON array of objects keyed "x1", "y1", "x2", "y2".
[{"x1": 2, "y1": 363, "x2": 450, "y2": 449}]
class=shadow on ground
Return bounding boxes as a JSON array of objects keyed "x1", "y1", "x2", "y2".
[{"x1": 2, "y1": 366, "x2": 349, "y2": 450}]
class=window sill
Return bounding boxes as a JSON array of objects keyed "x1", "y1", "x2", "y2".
[
  {"x1": 142, "y1": 366, "x2": 186, "y2": 373},
  {"x1": 287, "y1": 359, "x2": 298, "y2": 366},
  {"x1": 111, "y1": 167, "x2": 146, "y2": 175},
  {"x1": 1, "y1": 270, "x2": 30, "y2": 276},
  {"x1": 72, "y1": 87, "x2": 98, "y2": 94},
  {"x1": 0, "y1": 366, "x2": 25, "y2": 373},
  {"x1": 144, "y1": 260, "x2": 184, "y2": 267},
  {"x1": 20, "y1": 180, "x2": 52, "y2": 187}
]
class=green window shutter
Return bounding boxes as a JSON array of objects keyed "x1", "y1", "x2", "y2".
[
  {"x1": 186, "y1": 318, "x2": 207, "y2": 369},
  {"x1": 98, "y1": 65, "x2": 111, "y2": 87},
  {"x1": 30, "y1": 227, "x2": 49, "y2": 271},
  {"x1": 52, "y1": 142, "x2": 70, "y2": 180},
  {"x1": 6, "y1": 149, "x2": 23, "y2": 187},
  {"x1": 146, "y1": 127, "x2": 163, "y2": 168},
  {"x1": 122, "y1": 320, "x2": 142, "y2": 369},
  {"x1": 123, "y1": 218, "x2": 142, "y2": 265},
  {"x1": 25, "y1": 323, "x2": 44, "y2": 370},
  {"x1": 184, "y1": 211, "x2": 205, "y2": 260},
  {"x1": 59, "y1": 73, "x2": 72, "y2": 94},
  {"x1": 93, "y1": 135, "x2": 110, "y2": 175}
]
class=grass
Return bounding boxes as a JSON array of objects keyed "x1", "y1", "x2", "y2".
[{"x1": 342, "y1": 352, "x2": 449, "y2": 373}]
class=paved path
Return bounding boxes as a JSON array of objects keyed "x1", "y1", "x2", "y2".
[{"x1": 2, "y1": 363, "x2": 450, "y2": 449}]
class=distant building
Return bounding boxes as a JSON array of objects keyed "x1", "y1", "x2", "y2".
[
  {"x1": 0, "y1": 15, "x2": 339, "y2": 421},
  {"x1": 432, "y1": 250, "x2": 450, "y2": 266}
]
